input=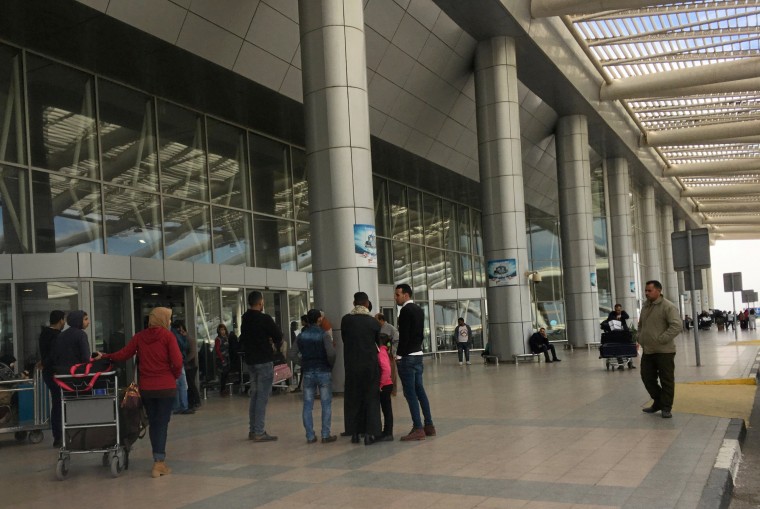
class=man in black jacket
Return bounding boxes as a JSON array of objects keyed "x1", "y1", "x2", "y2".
[
  {"x1": 394, "y1": 284, "x2": 435, "y2": 441},
  {"x1": 39, "y1": 310, "x2": 65, "y2": 447},
  {"x1": 528, "y1": 327, "x2": 561, "y2": 362},
  {"x1": 241, "y1": 291, "x2": 282, "y2": 442}
]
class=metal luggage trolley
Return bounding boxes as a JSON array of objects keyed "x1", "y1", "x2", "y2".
[
  {"x1": 599, "y1": 330, "x2": 637, "y2": 371},
  {"x1": 0, "y1": 365, "x2": 48, "y2": 445},
  {"x1": 54, "y1": 370, "x2": 127, "y2": 480}
]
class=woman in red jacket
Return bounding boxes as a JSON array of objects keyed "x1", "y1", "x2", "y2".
[{"x1": 99, "y1": 307, "x2": 182, "y2": 478}]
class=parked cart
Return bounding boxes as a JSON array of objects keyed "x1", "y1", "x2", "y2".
[
  {"x1": 599, "y1": 330, "x2": 637, "y2": 371},
  {"x1": 0, "y1": 365, "x2": 48, "y2": 445},
  {"x1": 54, "y1": 370, "x2": 127, "y2": 480}
]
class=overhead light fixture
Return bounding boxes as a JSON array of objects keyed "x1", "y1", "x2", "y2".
[
  {"x1": 150, "y1": 292, "x2": 159, "y2": 296},
  {"x1": 23, "y1": 288, "x2": 33, "y2": 292},
  {"x1": 138, "y1": 239, "x2": 146, "y2": 244},
  {"x1": 135, "y1": 286, "x2": 143, "y2": 289}
]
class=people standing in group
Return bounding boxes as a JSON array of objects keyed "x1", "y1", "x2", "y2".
[
  {"x1": 51, "y1": 310, "x2": 91, "y2": 373},
  {"x1": 185, "y1": 329, "x2": 201, "y2": 409},
  {"x1": 528, "y1": 327, "x2": 561, "y2": 363},
  {"x1": 394, "y1": 284, "x2": 436, "y2": 441},
  {"x1": 341, "y1": 292, "x2": 382, "y2": 445},
  {"x1": 376, "y1": 313, "x2": 399, "y2": 356},
  {"x1": 638, "y1": 280, "x2": 682, "y2": 419},
  {"x1": 38, "y1": 310, "x2": 65, "y2": 447},
  {"x1": 296, "y1": 309, "x2": 337, "y2": 444},
  {"x1": 97, "y1": 307, "x2": 183, "y2": 478},
  {"x1": 377, "y1": 337, "x2": 395, "y2": 441},
  {"x1": 453, "y1": 317, "x2": 473, "y2": 365},
  {"x1": 171, "y1": 320, "x2": 194, "y2": 415},
  {"x1": 215, "y1": 324, "x2": 232, "y2": 397},
  {"x1": 241, "y1": 290, "x2": 282, "y2": 442}
]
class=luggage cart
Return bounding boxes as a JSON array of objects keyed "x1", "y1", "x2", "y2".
[
  {"x1": 599, "y1": 330, "x2": 637, "y2": 371},
  {"x1": 0, "y1": 367, "x2": 48, "y2": 444},
  {"x1": 54, "y1": 371, "x2": 127, "y2": 480}
]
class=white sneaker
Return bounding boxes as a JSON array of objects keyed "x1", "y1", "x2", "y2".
[
  {"x1": 459, "y1": 362, "x2": 463, "y2": 365},
  {"x1": 466, "y1": 361, "x2": 471, "y2": 365}
]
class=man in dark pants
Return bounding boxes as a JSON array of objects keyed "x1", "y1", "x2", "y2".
[
  {"x1": 394, "y1": 284, "x2": 435, "y2": 441},
  {"x1": 39, "y1": 310, "x2": 65, "y2": 447},
  {"x1": 639, "y1": 280, "x2": 682, "y2": 419},
  {"x1": 341, "y1": 292, "x2": 382, "y2": 445},
  {"x1": 528, "y1": 327, "x2": 561, "y2": 363}
]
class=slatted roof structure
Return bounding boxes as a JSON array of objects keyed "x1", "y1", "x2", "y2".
[{"x1": 532, "y1": 0, "x2": 760, "y2": 240}]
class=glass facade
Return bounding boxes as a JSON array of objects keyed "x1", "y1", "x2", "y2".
[{"x1": 592, "y1": 166, "x2": 612, "y2": 318}]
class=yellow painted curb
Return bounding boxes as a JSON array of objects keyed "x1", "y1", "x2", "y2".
[
  {"x1": 729, "y1": 340, "x2": 760, "y2": 345},
  {"x1": 684, "y1": 378, "x2": 756, "y2": 386}
]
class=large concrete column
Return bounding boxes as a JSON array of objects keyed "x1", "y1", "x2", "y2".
[
  {"x1": 606, "y1": 158, "x2": 637, "y2": 318},
  {"x1": 706, "y1": 268, "x2": 715, "y2": 309},
  {"x1": 474, "y1": 37, "x2": 533, "y2": 360},
  {"x1": 556, "y1": 115, "x2": 600, "y2": 348},
  {"x1": 299, "y1": 0, "x2": 376, "y2": 391},
  {"x1": 641, "y1": 184, "x2": 661, "y2": 283},
  {"x1": 660, "y1": 202, "x2": 678, "y2": 302},
  {"x1": 675, "y1": 218, "x2": 686, "y2": 307}
]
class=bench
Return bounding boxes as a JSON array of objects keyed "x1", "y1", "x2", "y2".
[
  {"x1": 549, "y1": 339, "x2": 573, "y2": 352},
  {"x1": 513, "y1": 353, "x2": 541, "y2": 365},
  {"x1": 482, "y1": 355, "x2": 499, "y2": 366},
  {"x1": 586, "y1": 341, "x2": 601, "y2": 351}
]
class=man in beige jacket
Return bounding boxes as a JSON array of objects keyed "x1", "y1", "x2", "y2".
[{"x1": 638, "y1": 280, "x2": 683, "y2": 418}]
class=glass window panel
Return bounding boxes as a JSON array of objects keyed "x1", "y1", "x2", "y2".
[
  {"x1": 218, "y1": 287, "x2": 244, "y2": 383},
  {"x1": 93, "y1": 282, "x2": 132, "y2": 384},
  {"x1": 27, "y1": 55, "x2": 98, "y2": 178},
  {"x1": 0, "y1": 45, "x2": 26, "y2": 164},
  {"x1": 442, "y1": 200, "x2": 456, "y2": 251},
  {"x1": 536, "y1": 301, "x2": 566, "y2": 340},
  {"x1": 162, "y1": 197, "x2": 211, "y2": 263},
  {"x1": 472, "y1": 210, "x2": 483, "y2": 256},
  {"x1": 388, "y1": 182, "x2": 408, "y2": 242},
  {"x1": 0, "y1": 284, "x2": 13, "y2": 370},
  {"x1": 426, "y1": 248, "x2": 446, "y2": 290},
  {"x1": 195, "y1": 287, "x2": 221, "y2": 383},
  {"x1": 0, "y1": 166, "x2": 31, "y2": 253},
  {"x1": 529, "y1": 216, "x2": 561, "y2": 261},
  {"x1": 594, "y1": 217, "x2": 608, "y2": 258},
  {"x1": 295, "y1": 220, "x2": 311, "y2": 272},
  {"x1": 377, "y1": 237, "x2": 392, "y2": 285},
  {"x1": 373, "y1": 176, "x2": 389, "y2": 238},
  {"x1": 287, "y1": 291, "x2": 308, "y2": 347},
  {"x1": 434, "y1": 300, "x2": 458, "y2": 352},
  {"x1": 422, "y1": 194, "x2": 442, "y2": 248},
  {"x1": 33, "y1": 171, "x2": 103, "y2": 253},
  {"x1": 292, "y1": 148, "x2": 309, "y2": 222},
  {"x1": 207, "y1": 119, "x2": 248, "y2": 209},
  {"x1": 411, "y1": 242, "x2": 427, "y2": 299},
  {"x1": 408, "y1": 189, "x2": 423, "y2": 245},
  {"x1": 457, "y1": 205, "x2": 471, "y2": 253},
  {"x1": 212, "y1": 206, "x2": 251, "y2": 266},
  {"x1": 392, "y1": 241, "x2": 411, "y2": 286},
  {"x1": 461, "y1": 253, "x2": 474, "y2": 288},
  {"x1": 419, "y1": 301, "x2": 431, "y2": 353},
  {"x1": 103, "y1": 185, "x2": 162, "y2": 258},
  {"x1": 157, "y1": 101, "x2": 208, "y2": 201},
  {"x1": 253, "y1": 215, "x2": 296, "y2": 271},
  {"x1": 447, "y1": 250, "x2": 462, "y2": 289},
  {"x1": 98, "y1": 80, "x2": 158, "y2": 191},
  {"x1": 459, "y1": 299, "x2": 484, "y2": 349},
  {"x1": 597, "y1": 264, "x2": 612, "y2": 317},
  {"x1": 474, "y1": 256, "x2": 485, "y2": 287},
  {"x1": 250, "y1": 133, "x2": 293, "y2": 218}
]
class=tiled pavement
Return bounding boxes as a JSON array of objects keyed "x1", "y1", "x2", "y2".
[{"x1": 1, "y1": 328, "x2": 757, "y2": 509}]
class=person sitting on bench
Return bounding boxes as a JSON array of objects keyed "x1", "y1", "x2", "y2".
[{"x1": 528, "y1": 328, "x2": 561, "y2": 363}]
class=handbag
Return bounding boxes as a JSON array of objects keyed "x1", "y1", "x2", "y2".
[
  {"x1": 273, "y1": 363, "x2": 292, "y2": 384},
  {"x1": 121, "y1": 382, "x2": 142, "y2": 409}
]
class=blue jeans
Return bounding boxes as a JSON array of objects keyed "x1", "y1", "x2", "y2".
[
  {"x1": 143, "y1": 396, "x2": 174, "y2": 461},
  {"x1": 173, "y1": 367, "x2": 188, "y2": 412},
  {"x1": 397, "y1": 356, "x2": 433, "y2": 429},
  {"x1": 457, "y1": 342, "x2": 470, "y2": 362},
  {"x1": 248, "y1": 362, "x2": 274, "y2": 435},
  {"x1": 302, "y1": 370, "x2": 333, "y2": 440}
]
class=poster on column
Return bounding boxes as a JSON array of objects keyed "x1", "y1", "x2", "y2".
[
  {"x1": 630, "y1": 281, "x2": 636, "y2": 294},
  {"x1": 590, "y1": 272, "x2": 597, "y2": 287},
  {"x1": 487, "y1": 259, "x2": 517, "y2": 287},
  {"x1": 354, "y1": 224, "x2": 377, "y2": 267}
]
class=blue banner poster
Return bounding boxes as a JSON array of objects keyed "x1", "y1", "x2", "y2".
[
  {"x1": 487, "y1": 258, "x2": 517, "y2": 287},
  {"x1": 590, "y1": 272, "x2": 597, "y2": 287},
  {"x1": 354, "y1": 224, "x2": 377, "y2": 267}
]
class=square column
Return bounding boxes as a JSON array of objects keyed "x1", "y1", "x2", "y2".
[
  {"x1": 606, "y1": 158, "x2": 637, "y2": 318},
  {"x1": 556, "y1": 115, "x2": 600, "y2": 348},
  {"x1": 474, "y1": 36, "x2": 533, "y2": 360}
]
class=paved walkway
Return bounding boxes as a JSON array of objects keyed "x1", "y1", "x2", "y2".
[{"x1": 1, "y1": 328, "x2": 758, "y2": 509}]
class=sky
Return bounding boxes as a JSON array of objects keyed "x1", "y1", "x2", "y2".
[{"x1": 709, "y1": 239, "x2": 760, "y2": 311}]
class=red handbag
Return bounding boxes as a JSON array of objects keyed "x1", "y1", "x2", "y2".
[{"x1": 273, "y1": 363, "x2": 292, "y2": 384}]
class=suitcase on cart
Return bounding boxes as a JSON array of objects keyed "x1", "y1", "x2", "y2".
[{"x1": 599, "y1": 330, "x2": 637, "y2": 371}]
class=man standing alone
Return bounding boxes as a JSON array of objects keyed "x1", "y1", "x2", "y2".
[
  {"x1": 241, "y1": 291, "x2": 282, "y2": 441},
  {"x1": 394, "y1": 284, "x2": 435, "y2": 441},
  {"x1": 453, "y1": 317, "x2": 473, "y2": 365},
  {"x1": 639, "y1": 280, "x2": 682, "y2": 419}
]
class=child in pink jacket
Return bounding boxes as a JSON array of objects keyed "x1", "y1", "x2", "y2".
[{"x1": 377, "y1": 344, "x2": 394, "y2": 441}]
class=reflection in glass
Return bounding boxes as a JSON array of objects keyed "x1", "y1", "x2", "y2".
[
  {"x1": 474, "y1": 256, "x2": 485, "y2": 287},
  {"x1": 393, "y1": 241, "x2": 411, "y2": 286},
  {"x1": 26, "y1": 55, "x2": 98, "y2": 178},
  {"x1": 103, "y1": 186, "x2": 161, "y2": 258},
  {"x1": 33, "y1": 171, "x2": 103, "y2": 253},
  {"x1": 212, "y1": 206, "x2": 251, "y2": 265},
  {"x1": 295, "y1": 221, "x2": 311, "y2": 272},
  {"x1": 457, "y1": 205, "x2": 471, "y2": 253},
  {"x1": 253, "y1": 215, "x2": 296, "y2": 271},
  {"x1": 422, "y1": 194, "x2": 442, "y2": 248},
  {"x1": 426, "y1": 248, "x2": 446, "y2": 290},
  {"x1": 195, "y1": 286, "x2": 221, "y2": 383},
  {"x1": 250, "y1": 134, "x2": 293, "y2": 218},
  {"x1": 157, "y1": 101, "x2": 208, "y2": 201},
  {"x1": 447, "y1": 251, "x2": 462, "y2": 289},
  {"x1": 408, "y1": 189, "x2": 423, "y2": 245},
  {"x1": 162, "y1": 197, "x2": 211, "y2": 263},
  {"x1": 441, "y1": 200, "x2": 456, "y2": 252},
  {"x1": 472, "y1": 211, "x2": 483, "y2": 256},
  {"x1": 529, "y1": 216, "x2": 561, "y2": 261},
  {"x1": 411, "y1": 243, "x2": 427, "y2": 299},
  {"x1": 0, "y1": 166, "x2": 31, "y2": 253},
  {"x1": 0, "y1": 45, "x2": 26, "y2": 164},
  {"x1": 459, "y1": 299, "x2": 483, "y2": 349},
  {"x1": 377, "y1": 237, "x2": 392, "y2": 285},
  {"x1": 373, "y1": 176, "x2": 389, "y2": 238},
  {"x1": 434, "y1": 300, "x2": 458, "y2": 351},
  {"x1": 292, "y1": 148, "x2": 309, "y2": 222},
  {"x1": 461, "y1": 253, "x2": 474, "y2": 288},
  {"x1": 388, "y1": 182, "x2": 408, "y2": 242},
  {"x1": 419, "y1": 301, "x2": 431, "y2": 353},
  {"x1": 287, "y1": 291, "x2": 308, "y2": 347},
  {"x1": 0, "y1": 284, "x2": 12, "y2": 370},
  {"x1": 94, "y1": 282, "x2": 131, "y2": 384},
  {"x1": 207, "y1": 119, "x2": 248, "y2": 209},
  {"x1": 220, "y1": 287, "x2": 244, "y2": 383},
  {"x1": 98, "y1": 80, "x2": 158, "y2": 190}
]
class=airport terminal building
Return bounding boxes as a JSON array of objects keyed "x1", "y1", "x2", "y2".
[{"x1": 1, "y1": 0, "x2": 752, "y2": 385}]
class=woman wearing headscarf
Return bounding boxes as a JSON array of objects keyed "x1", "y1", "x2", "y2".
[
  {"x1": 51, "y1": 310, "x2": 91, "y2": 374},
  {"x1": 98, "y1": 307, "x2": 182, "y2": 478}
]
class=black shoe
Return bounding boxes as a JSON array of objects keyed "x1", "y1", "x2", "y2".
[
  {"x1": 661, "y1": 410, "x2": 673, "y2": 419},
  {"x1": 351, "y1": 434, "x2": 360, "y2": 444},
  {"x1": 307, "y1": 437, "x2": 318, "y2": 444},
  {"x1": 642, "y1": 405, "x2": 661, "y2": 414},
  {"x1": 364, "y1": 435, "x2": 376, "y2": 445},
  {"x1": 553, "y1": 358, "x2": 561, "y2": 362},
  {"x1": 321, "y1": 435, "x2": 337, "y2": 443},
  {"x1": 545, "y1": 359, "x2": 553, "y2": 363},
  {"x1": 340, "y1": 431, "x2": 352, "y2": 437},
  {"x1": 53, "y1": 440, "x2": 62, "y2": 448},
  {"x1": 377, "y1": 434, "x2": 394, "y2": 442}
]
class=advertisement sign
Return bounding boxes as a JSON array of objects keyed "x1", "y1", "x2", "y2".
[
  {"x1": 354, "y1": 224, "x2": 377, "y2": 267},
  {"x1": 487, "y1": 258, "x2": 517, "y2": 287}
]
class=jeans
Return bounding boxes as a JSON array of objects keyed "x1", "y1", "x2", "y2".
[
  {"x1": 43, "y1": 371, "x2": 61, "y2": 443},
  {"x1": 457, "y1": 342, "x2": 470, "y2": 362},
  {"x1": 248, "y1": 362, "x2": 274, "y2": 435},
  {"x1": 397, "y1": 356, "x2": 433, "y2": 430},
  {"x1": 143, "y1": 396, "x2": 174, "y2": 461},
  {"x1": 302, "y1": 370, "x2": 332, "y2": 440},
  {"x1": 185, "y1": 366, "x2": 201, "y2": 407},
  {"x1": 173, "y1": 366, "x2": 188, "y2": 412},
  {"x1": 640, "y1": 353, "x2": 676, "y2": 411}
]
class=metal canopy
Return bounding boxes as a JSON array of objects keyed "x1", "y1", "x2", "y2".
[{"x1": 539, "y1": 0, "x2": 760, "y2": 238}]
